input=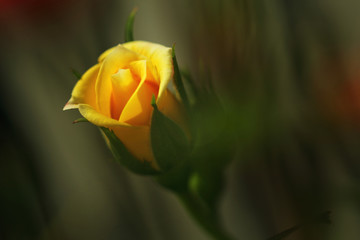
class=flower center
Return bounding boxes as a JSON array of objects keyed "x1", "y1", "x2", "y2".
[{"x1": 110, "y1": 62, "x2": 159, "y2": 126}]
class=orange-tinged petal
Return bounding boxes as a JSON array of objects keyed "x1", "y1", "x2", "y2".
[
  {"x1": 120, "y1": 82, "x2": 158, "y2": 125},
  {"x1": 120, "y1": 60, "x2": 158, "y2": 125},
  {"x1": 123, "y1": 41, "x2": 173, "y2": 102},
  {"x1": 78, "y1": 103, "x2": 153, "y2": 162},
  {"x1": 63, "y1": 64, "x2": 100, "y2": 110},
  {"x1": 96, "y1": 44, "x2": 140, "y2": 117},
  {"x1": 157, "y1": 89, "x2": 185, "y2": 128},
  {"x1": 111, "y1": 127, "x2": 154, "y2": 163},
  {"x1": 144, "y1": 59, "x2": 159, "y2": 85},
  {"x1": 110, "y1": 69, "x2": 139, "y2": 119}
]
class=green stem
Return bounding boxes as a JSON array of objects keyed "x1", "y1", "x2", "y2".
[{"x1": 178, "y1": 192, "x2": 233, "y2": 240}]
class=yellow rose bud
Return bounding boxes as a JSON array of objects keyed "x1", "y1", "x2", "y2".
[{"x1": 64, "y1": 41, "x2": 184, "y2": 164}]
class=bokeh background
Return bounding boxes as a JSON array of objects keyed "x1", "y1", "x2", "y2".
[{"x1": 1, "y1": 0, "x2": 360, "y2": 239}]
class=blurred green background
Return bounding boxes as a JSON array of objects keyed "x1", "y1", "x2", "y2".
[{"x1": 1, "y1": 0, "x2": 360, "y2": 239}]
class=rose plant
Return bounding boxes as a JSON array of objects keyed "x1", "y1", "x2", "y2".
[{"x1": 64, "y1": 9, "x2": 234, "y2": 240}]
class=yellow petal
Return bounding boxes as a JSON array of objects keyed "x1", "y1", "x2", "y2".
[
  {"x1": 98, "y1": 46, "x2": 116, "y2": 63},
  {"x1": 96, "y1": 44, "x2": 140, "y2": 117},
  {"x1": 120, "y1": 60, "x2": 158, "y2": 125},
  {"x1": 63, "y1": 64, "x2": 100, "y2": 110},
  {"x1": 111, "y1": 127, "x2": 154, "y2": 163},
  {"x1": 98, "y1": 45, "x2": 158, "y2": 83},
  {"x1": 78, "y1": 104, "x2": 133, "y2": 128},
  {"x1": 144, "y1": 59, "x2": 159, "y2": 85},
  {"x1": 123, "y1": 41, "x2": 173, "y2": 103},
  {"x1": 78, "y1": 103, "x2": 153, "y2": 162},
  {"x1": 110, "y1": 69, "x2": 139, "y2": 119}
]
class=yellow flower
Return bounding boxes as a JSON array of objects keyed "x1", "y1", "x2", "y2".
[{"x1": 64, "y1": 41, "x2": 183, "y2": 163}]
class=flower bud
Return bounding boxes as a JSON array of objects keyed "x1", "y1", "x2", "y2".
[{"x1": 64, "y1": 41, "x2": 187, "y2": 173}]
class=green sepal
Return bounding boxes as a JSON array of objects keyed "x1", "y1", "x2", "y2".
[
  {"x1": 125, "y1": 7, "x2": 138, "y2": 42},
  {"x1": 71, "y1": 68, "x2": 82, "y2": 80},
  {"x1": 150, "y1": 101, "x2": 190, "y2": 172},
  {"x1": 156, "y1": 160, "x2": 191, "y2": 193},
  {"x1": 172, "y1": 45, "x2": 190, "y2": 111},
  {"x1": 180, "y1": 69, "x2": 198, "y2": 104},
  {"x1": 100, "y1": 127, "x2": 159, "y2": 175},
  {"x1": 72, "y1": 118, "x2": 89, "y2": 124},
  {"x1": 151, "y1": 94, "x2": 156, "y2": 106}
]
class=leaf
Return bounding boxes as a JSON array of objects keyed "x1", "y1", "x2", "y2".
[
  {"x1": 125, "y1": 7, "x2": 138, "y2": 42},
  {"x1": 100, "y1": 127, "x2": 159, "y2": 175},
  {"x1": 151, "y1": 102, "x2": 190, "y2": 172}
]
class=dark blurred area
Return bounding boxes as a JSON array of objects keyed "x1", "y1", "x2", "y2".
[{"x1": 1, "y1": 0, "x2": 360, "y2": 239}]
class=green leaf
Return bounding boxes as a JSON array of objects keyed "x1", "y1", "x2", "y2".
[
  {"x1": 100, "y1": 127, "x2": 159, "y2": 175},
  {"x1": 172, "y1": 45, "x2": 190, "y2": 111},
  {"x1": 125, "y1": 7, "x2": 138, "y2": 42},
  {"x1": 151, "y1": 103, "x2": 190, "y2": 172}
]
